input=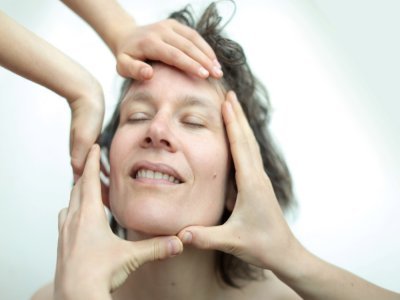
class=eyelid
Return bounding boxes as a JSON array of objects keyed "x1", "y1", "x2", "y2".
[
  {"x1": 182, "y1": 115, "x2": 206, "y2": 127},
  {"x1": 128, "y1": 112, "x2": 150, "y2": 121}
]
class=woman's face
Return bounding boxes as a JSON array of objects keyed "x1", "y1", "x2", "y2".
[{"x1": 109, "y1": 64, "x2": 230, "y2": 236}]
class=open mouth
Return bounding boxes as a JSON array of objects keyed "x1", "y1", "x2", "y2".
[
  {"x1": 130, "y1": 162, "x2": 184, "y2": 184},
  {"x1": 133, "y1": 168, "x2": 182, "y2": 184}
]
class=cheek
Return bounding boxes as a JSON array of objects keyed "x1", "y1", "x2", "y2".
[{"x1": 187, "y1": 135, "x2": 230, "y2": 210}]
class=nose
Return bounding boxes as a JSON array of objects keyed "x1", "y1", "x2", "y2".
[{"x1": 140, "y1": 114, "x2": 177, "y2": 152}]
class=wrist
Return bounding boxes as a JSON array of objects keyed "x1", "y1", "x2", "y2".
[
  {"x1": 270, "y1": 238, "x2": 313, "y2": 282},
  {"x1": 55, "y1": 273, "x2": 111, "y2": 300},
  {"x1": 107, "y1": 21, "x2": 137, "y2": 56}
]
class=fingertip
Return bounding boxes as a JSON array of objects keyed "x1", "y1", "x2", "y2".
[
  {"x1": 211, "y1": 65, "x2": 223, "y2": 78},
  {"x1": 213, "y1": 59, "x2": 222, "y2": 69},
  {"x1": 140, "y1": 66, "x2": 153, "y2": 80},
  {"x1": 168, "y1": 237, "x2": 183, "y2": 256},
  {"x1": 226, "y1": 90, "x2": 236, "y2": 101},
  {"x1": 179, "y1": 231, "x2": 193, "y2": 244},
  {"x1": 89, "y1": 143, "x2": 100, "y2": 157}
]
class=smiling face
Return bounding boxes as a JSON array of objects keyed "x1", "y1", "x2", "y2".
[{"x1": 109, "y1": 64, "x2": 231, "y2": 236}]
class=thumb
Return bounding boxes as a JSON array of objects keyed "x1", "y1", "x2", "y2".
[
  {"x1": 111, "y1": 236, "x2": 182, "y2": 291},
  {"x1": 116, "y1": 53, "x2": 153, "y2": 80},
  {"x1": 132, "y1": 236, "x2": 183, "y2": 265},
  {"x1": 178, "y1": 225, "x2": 240, "y2": 255}
]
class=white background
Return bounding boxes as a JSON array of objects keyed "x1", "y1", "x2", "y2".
[{"x1": 0, "y1": 0, "x2": 399, "y2": 299}]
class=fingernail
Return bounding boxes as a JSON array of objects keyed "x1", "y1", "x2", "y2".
[
  {"x1": 213, "y1": 66, "x2": 223, "y2": 77},
  {"x1": 198, "y1": 67, "x2": 209, "y2": 78},
  {"x1": 213, "y1": 59, "x2": 221, "y2": 69},
  {"x1": 168, "y1": 238, "x2": 182, "y2": 256},
  {"x1": 181, "y1": 231, "x2": 192, "y2": 244}
]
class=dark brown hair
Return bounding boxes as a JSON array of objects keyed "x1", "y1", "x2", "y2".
[{"x1": 100, "y1": 2, "x2": 294, "y2": 289}]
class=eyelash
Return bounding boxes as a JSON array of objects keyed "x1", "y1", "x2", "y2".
[
  {"x1": 127, "y1": 112, "x2": 150, "y2": 123},
  {"x1": 182, "y1": 116, "x2": 205, "y2": 128},
  {"x1": 126, "y1": 113, "x2": 206, "y2": 129},
  {"x1": 183, "y1": 121, "x2": 204, "y2": 128}
]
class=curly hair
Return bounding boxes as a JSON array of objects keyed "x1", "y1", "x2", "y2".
[{"x1": 99, "y1": 2, "x2": 294, "y2": 288}]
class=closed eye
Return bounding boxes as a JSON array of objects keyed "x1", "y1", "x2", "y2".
[
  {"x1": 128, "y1": 112, "x2": 151, "y2": 123},
  {"x1": 182, "y1": 116, "x2": 206, "y2": 128}
]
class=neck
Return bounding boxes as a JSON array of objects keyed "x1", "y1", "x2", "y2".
[{"x1": 113, "y1": 230, "x2": 225, "y2": 300}]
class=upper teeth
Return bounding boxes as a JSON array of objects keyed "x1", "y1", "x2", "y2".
[{"x1": 135, "y1": 169, "x2": 180, "y2": 183}]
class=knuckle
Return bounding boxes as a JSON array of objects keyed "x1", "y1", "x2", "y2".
[
  {"x1": 167, "y1": 48, "x2": 180, "y2": 62},
  {"x1": 153, "y1": 240, "x2": 162, "y2": 260},
  {"x1": 137, "y1": 35, "x2": 154, "y2": 49},
  {"x1": 165, "y1": 18, "x2": 178, "y2": 28},
  {"x1": 186, "y1": 27, "x2": 198, "y2": 40},
  {"x1": 126, "y1": 255, "x2": 140, "y2": 272}
]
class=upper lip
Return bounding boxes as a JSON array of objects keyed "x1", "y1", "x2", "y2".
[{"x1": 130, "y1": 161, "x2": 184, "y2": 183}]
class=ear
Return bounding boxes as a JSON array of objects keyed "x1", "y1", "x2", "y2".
[{"x1": 225, "y1": 178, "x2": 236, "y2": 212}]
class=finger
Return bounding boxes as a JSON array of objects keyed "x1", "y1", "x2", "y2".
[
  {"x1": 178, "y1": 226, "x2": 241, "y2": 256},
  {"x1": 110, "y1": 236, "x2": 181, "y2": 292},
  {"x1": 116, "y1": 53, "x2": 153, "y2": 80},
  {"x1": 162, "y1": 30, "x2": 222, "y2": 78},
  {"x1": 171, "y1": 20, "x2": 218, "y2": 64},
  {"x1": 67, "y1": 181, "x2": 81, "y2": 217},
  {"x1": 227, "y1": 91, "x2": 263, "y2": 167},
  {"x1": 79, "y1": 144, "x2": 103, "y2": 211},
  {"x1": 222, "y1": 93, "x2": 257, "y2": 181},
  {"x1": 228, "y1": 91, "x2": 258, "y2": 146},
  {"x1": 115, "y1": 236, "x2": 182, "y2": 284},
  {"x1": 70, "y1": 127, "x2": 95, "y2": 182},
  {"x1": 144, "y1": 41, "x2": 212, "y2": 79},
  {"x1": 58, "y1": 207, "x2": 68, "y2": 233},
  {"x1": 70, "y1": 101, "x2": 104, "y2": 182}
]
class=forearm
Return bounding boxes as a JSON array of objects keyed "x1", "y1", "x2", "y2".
[
  {"x1": 0, "y1": 11, "x2": 101, "y2": 104},
  {"x1": 274, "y1": 243, "x2": 400, "y2": 300},
  {"x1": 60, "y1": 0, "x2": 136, "y2": 54}
]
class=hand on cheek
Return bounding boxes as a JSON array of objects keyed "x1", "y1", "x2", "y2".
[
  {"x1": 177, "y1": 91, "x2": 303, "y2": 272},
  {"x1": 55, "y1": 145, "x2": 183, "y2": 298}
]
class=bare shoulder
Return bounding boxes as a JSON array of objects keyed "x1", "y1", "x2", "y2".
[
  {"x1": 226, "y1": 270, "x2": 302, "y2": 300},
  {"x1": 31, "y1": 282, "x2": 53, "y2": 300}
]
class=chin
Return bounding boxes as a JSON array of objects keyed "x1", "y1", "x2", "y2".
[{"x1": 110, "y1": 201, "x2": 184, "y2": 237}]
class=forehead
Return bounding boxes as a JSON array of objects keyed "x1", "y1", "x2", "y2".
[{"x1": 121, "y1": 63, "x2": 225, "y2": 107}]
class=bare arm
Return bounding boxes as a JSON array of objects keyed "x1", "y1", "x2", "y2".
[
  {"x1": 0, "y1": 11, "x2": 104, "y2": 179},
  {"x1": 179, "y1": 91, "x2": 400, "y2": 300},
  {"x1": 60, "y1": 0, "x2": 222, "y2": 79},
  {"x1": 274, "y1": 242, "x2": 400, "y2": 300},
  {"x1": 60, "y1": 0, "x2": 133, "y2": 55}
]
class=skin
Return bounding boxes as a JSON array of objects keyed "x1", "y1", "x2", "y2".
[
  {"x1": 1, "y1": 2, "x2": 221, "y2": 180},
  {"x1": 0, "y1": 10, "x2": 104, "y2": 180},
  {"x1": 61, "y1": 0, "x2": 223, "y2": 80},
  {"x1": 32, "y1": 65, "x2": 400, "y2": 299},
  {"x1": 108, "y1": 63, "x2": 230, "y2": 236}
]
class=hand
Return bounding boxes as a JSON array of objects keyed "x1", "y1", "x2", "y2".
[
  {"x1": 55, "y1": 145, "x2": 183, "y2": 299},
  {"x1": 113, "y1": 19, "x2": 222, "y2": 80},
  {"x1": 177, "y1": 91, "x2": 302, "y2": 272},
  {"x1": 68, "y1": 88, "x2": 105, "y2": 182}
]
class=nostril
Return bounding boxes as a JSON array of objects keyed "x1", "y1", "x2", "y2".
[
  {"x1": 161, "y1": 139, "x2": 170, "y2": 147},
  {"x1": 145, "y1": 137, "x2": 152, "y2": 144}
]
